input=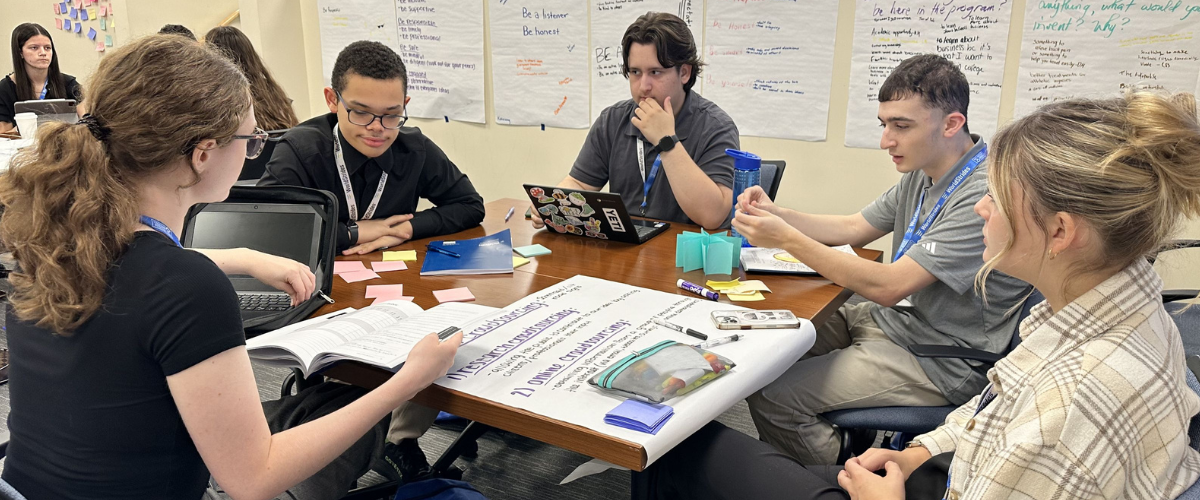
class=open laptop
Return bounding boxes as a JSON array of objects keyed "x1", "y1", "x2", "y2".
[
  {"x1": 14, "y1": 99, "x2": 78, "y2": 126},
  {"x1": 523, "y1": 184, "x2": 670, "y2": 244},
  {"x1": 181, "y1": 203, "x2": 324, "y2": 323}
]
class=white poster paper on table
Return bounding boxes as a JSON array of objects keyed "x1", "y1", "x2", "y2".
[
  {"x1": 703, "y1": 0, "x2": 840, "y2": 141},
  {"x1": 589, "y1": 1, "x2": 700, "y2": 119},
  {"x1": 395, "y1": 0, "x2": 486, "y2": 123},
  {"x1": 490, "y1": 0, "x2": 590, "y2": 128},
  {"x1": 1014, "y1": 1, "x2": 1200, "y2": 118},
  {"x1": 844, "y1": 0, "x2": 1013, "y2": 148},
  {"x1": 436, "y1": 275, "x2": 816, "y2": 466},
  {"x1": 317, "y1": 0, "x2": 401, "y2": 87}
]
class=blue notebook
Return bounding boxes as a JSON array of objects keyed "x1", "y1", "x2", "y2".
[{"x1": 420, "y1": 229, "x2": 515, "y2": 276}]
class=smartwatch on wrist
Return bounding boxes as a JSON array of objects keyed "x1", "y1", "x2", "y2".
[
  {"x1": 657, "y1": 134, "x2": 679, "y2": 152},
  {"x1": 347, "y1": 220, "x2": 359, "y2": 245}
]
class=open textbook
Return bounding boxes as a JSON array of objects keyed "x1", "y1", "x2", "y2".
[{"x1": 247, "y1": 301, "x2": 498, "y2": 378}]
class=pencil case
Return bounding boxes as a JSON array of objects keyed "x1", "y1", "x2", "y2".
[{"x1": 588, "y1": 340, "x2": 736, "y2": 403}]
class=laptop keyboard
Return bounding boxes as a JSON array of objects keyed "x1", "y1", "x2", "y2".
[{"x1": 238, "y1": 292, "x2": 293, "y2": 312}]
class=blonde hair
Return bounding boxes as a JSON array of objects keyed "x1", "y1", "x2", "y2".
[
  {"x1": 977, "y1": 91, "x2": 1200, "y2": 295},
  {"x1": 0, "y1": 35, "x2": 249, "y2": 334}
]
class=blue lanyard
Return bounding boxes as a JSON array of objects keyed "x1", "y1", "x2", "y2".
[
  {"x1": 641, "y1": 155, "x2": 661, "y2": 215},
  {"x1": 38, "y1": 79, "x2": 48, "y2": 100},
  {"x1": 945, "y1": 383, "x2": 998, "y2": 489},
  {"x1": 894, "y1": 146, "x2": 987, "y2": 262},
  {"x1": 139, "y1": 215, "x2": 182, "y2": 248}
]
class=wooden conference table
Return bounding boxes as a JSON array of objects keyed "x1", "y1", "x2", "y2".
[{"x1": 319, "y1": 198, "x2": 882, "y2": 471}]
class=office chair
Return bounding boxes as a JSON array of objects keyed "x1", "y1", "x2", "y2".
[
  {"x1": 821, "y1": 290, "x2": 1043, "y2": 463},
  {"x1": 758, "y1": 160, "x2": 787, "y2": 201},
  {"x1": 239, "y1": 129, "x2": 290, "y2": 181}
]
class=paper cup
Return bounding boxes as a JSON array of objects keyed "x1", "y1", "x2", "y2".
[{"x1": 14, "y1": 113, "x2": 37, "y2": 139}]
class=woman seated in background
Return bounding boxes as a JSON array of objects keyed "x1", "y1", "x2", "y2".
[
  {"x1": 634, "y1": 91, "x2": 1200, "y2": 499},
  {"x1": 0, "y1": 23, "x2": 84, "y2": 134},
  {"x1": 205, "y1": 26, "x2": 300, "y2": 132},
  {"x1": 0, "y1": 35, "x2": 462, "y2": 500}
]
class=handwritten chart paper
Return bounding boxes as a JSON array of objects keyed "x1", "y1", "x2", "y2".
[
  {"x1": 317, "y1": 0, "x2": 400, "y2": 86},
  {"x1": 589, "y1": 0, "x2": 700, "y2": 119},
  {"x1": 844, "y1": 0, "x2": 1013, "y2": 148},
  {"x1": 1014, "y1": 0, "x2": 1200, "y2": 117},
  {"x1": 703, "y1": 0, "x2": 840, "y2": 141},
  {"x1": 396, "y1": 0, "x2": 486, "y2": 123},
  {"x1": 437, "y1": 275, "x2": 815, "y2": 465},
  {"x1": 490, "y1": 0, "x2": 590, "y2": 128}
]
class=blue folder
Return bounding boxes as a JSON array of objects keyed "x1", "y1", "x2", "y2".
[{"x1": 419, "y1": 229, "x2": 515, "y2": 276}]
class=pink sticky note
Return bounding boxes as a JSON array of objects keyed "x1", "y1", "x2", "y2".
[
  {"x1": 99, "y1": 5, "x2": 106, "y2": 15},
  {"x1": 372, "y1": 296, "x2": 414, "y2": 305},
  {"x1": 338, "y1": 269, "x2": 379, "y2": 283},
  {"x1": 370, "y1": 261, "x2": 408, "y2": 272},
  {"x1": 365, "y1": 284, "x2": 404, "y2": 298},
  {"x1": 333, "y1": 261, "x2": 368, "y2": 274},
  {"x1": 433, "y1": 287, "x2": 475, "y2": 303},
  {"x1": 95, "y1": 41, "x2": 104, "y2": 52},
  {"x1": 55, "y1": 19, "x2": 62, "y2": 29},
  {"x1": 54, "y1": 3, "x2": 61, "y2": 14}
]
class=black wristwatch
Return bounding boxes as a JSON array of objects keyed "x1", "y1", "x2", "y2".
[
  {"x1": 657, "y1": 134, "x2": 679, "y2": 152},
  {"x1": 347, "y1": 220, "x2": 359, "y2": 245}
]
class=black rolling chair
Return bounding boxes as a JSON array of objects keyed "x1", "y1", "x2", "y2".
[{"x1": 758, "y1": 160, "x2": 787, "y2": 201}]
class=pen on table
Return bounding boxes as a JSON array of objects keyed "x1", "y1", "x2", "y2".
[
  {"x1": 652, "y1": 317, "x2": 708, "y2": 340},
  {"x1": 504, "y1": 206, "x2": 516, "y2": 223},
  {"x1": 315, "y1": 289, "x2": 335, "y2": 304},
  {"x1": 696, "y1": 334, "x2": 740, "y2": 349},
  {"x1": 427, "y1": 244, "x2": 461, "y2": 258},
  {"x1": 436, "y1": 326, "x2": 462, "y2": 341}
]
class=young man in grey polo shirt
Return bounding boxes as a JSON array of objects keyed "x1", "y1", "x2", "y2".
[
  {"x1": 731, "y1": 54, "x2": 1031, "y2": 465},
  {"x1": 530, "y1": 12, "x2": 739, "y2": 230}
]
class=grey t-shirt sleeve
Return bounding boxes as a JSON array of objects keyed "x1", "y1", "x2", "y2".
[
  {"x1": 568, "y1": 110, "x2": 613, "y2": 188},
  {"x1": 691, "y1": 120, "x2": 738, "y2": 189},
  {"x1": 900, "y1": 182, "x2": 988, "y2": 295},
  {"x1": 861, "y1": 183, "x2": 902, "y2": 233}
]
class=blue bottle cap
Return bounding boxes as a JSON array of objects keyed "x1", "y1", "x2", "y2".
[{"x1": 725, "y1": 148, "x2": 761, "y2": 171}]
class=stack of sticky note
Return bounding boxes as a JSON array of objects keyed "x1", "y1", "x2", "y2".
[
  {"x1": 333, "y1": 260, "x2": 379, "y2": 283},
  {"x1": 365, "y1": 284, "x2": 412, "y2": 304},
  {"x1": 706, "y1": 279, "x2": 772, "y2": 302},
  {"x1": 676, "y1": 229, "x2": 742, "y2": 275}
]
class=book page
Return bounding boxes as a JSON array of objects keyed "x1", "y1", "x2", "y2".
[
  {"x1": 248, "y1": 301, "x2": 424, "y2": 369},
  {"x1": 320, "y1": 302, "x2": 499, "y2": 369}
]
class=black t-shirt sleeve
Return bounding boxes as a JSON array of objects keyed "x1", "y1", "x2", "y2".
[
  {"x1": 143, "y1": 248, "x2": 246, "y2": 376},
  {"x1": 63, "y1": 74, "x2": 83, "y2": 103},
  {"x1": 0, "y1": 77, "x2": 16, "y2": 125}
]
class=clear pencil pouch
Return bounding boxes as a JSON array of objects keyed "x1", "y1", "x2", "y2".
[{"x1": 589, "y1": 340, "x2": 736, "y2": 403}]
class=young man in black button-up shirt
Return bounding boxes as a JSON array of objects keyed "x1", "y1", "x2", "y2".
[{"x1": 259, "y1": 40, "x2": 483, "y2": 483}]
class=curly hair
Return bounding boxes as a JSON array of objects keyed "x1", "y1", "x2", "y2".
[{"x1": 331, "y1": 40, "x2": 407, "y2": 94}]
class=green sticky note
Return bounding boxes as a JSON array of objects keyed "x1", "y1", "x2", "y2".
[
  {"x1": 104, "y1": 35, "x2": 112, "y2": 47},
  {"x1": 704, "y1": 239, "x2": 734, "y2": 276},
  {"x1": 100, "y1": 18, "x2": 106, "y2": 31},
  {"x1": 675, "y1": 232, "x2": 701, "y2": 268},
  {"x1": 682, "y1": 242, "x2": 704, "y2": 272},
  {"x1": 513, "y1": 244, "x2": 551, "y2": 258}
]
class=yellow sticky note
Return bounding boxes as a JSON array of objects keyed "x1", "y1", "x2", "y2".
[
  {"x1": 513, "y1": 256, "x2": 530, "y2": 268},
  {"x1": 383, "y1": 250, "x2": 417, "y2": 262},
  {"x1": 706, "y1": 279, "x2": 741, "y2": 291},
  {"x1": 727, "y1": 291, "x2": 766, "y2": 302}
]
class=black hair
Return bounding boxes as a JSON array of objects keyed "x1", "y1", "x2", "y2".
[
  {"x1": 9, "y1": 23, "x2": 67, "y2": 102},
  {"x1": 157, "y1": 24, "x2": 197, "y2": 41},
  {"x1": 331, "y1": 41, "x2": 407, "y2": 94},
  {"x1": 879, "y1": 54, "x2": 971, "y2": 134},
  {"x1": 621, "y1": 12, "x2": 703, "y2": 93}
]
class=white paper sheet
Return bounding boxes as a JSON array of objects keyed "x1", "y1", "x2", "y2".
[
  {"x1": 317, "y1": 0, "x2": 401, "y2": 87},
  {"x1": 1014, "y1": 0, "x2": 1200, "y2": 118},
  {"x1": 589, "y1": 1, "x2": 701, "y2": 119},
  {"x1": 437, "y1": 275, "x2": 815, "y2": 466},
  {"x1": 702, "y1": 0, "x2": 840, "y2": 141},
  {"x1": 395, "y1": 0, "x2": 487, "y2": 123},
  {"x1": 844, "y1": 0, "x2": 1014, "y2": 148},
  {"x1": 490, "y1": 0, "x2": 590, "y2": 128}
]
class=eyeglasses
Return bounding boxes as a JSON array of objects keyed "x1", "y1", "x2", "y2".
[
  {"x1": 231, "y1": 127, "x2": 270, "y2": 159},
  {"x1": 336, "y1": 91, "x2": 408, "y2": 129}
]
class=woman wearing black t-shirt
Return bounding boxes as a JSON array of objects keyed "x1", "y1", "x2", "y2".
[
  {"x1": 0, "y1": 35, "x2": 462, "y2": 499},
  {"x1": 0, "y1": 23, "x2": 84, "y2": 134}
]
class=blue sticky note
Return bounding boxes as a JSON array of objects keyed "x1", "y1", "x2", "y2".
[
  {"x1": 63, "y1": 20, "x2": 72, "y2": 31},
  {"x1": 80, "y1": 8, "x2": 88, "y2": 20},
  {"x1": 60, "y1": 2, "x2": 67, "y2": 13},
  {"x1": 74, "y1": 22, "x2": 81, "y2": 33},
  {"x1": 87, "y1": 28, "x2": 96, "y2": 40},
  {"x1": 513, "y1": 244, "x2": 551, "y2": 258},
  {"x1": 605, "y1": 400, "x2": 674, "y2": 434},
  {"x1": 70, "y1": 7, "x2": 77, "y2": 18},
  {"x1": 704, "y1": 239, "x2": 734, "y2": 276}
]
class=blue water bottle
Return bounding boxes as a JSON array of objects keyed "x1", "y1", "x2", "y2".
[{"x1": 726, "y1": 148, "x2": 761, "y2": 247}]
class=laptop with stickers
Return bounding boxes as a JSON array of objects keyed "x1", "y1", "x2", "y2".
[{"x1": 523, "y1": 184, "x2": 670, "y2": 244}]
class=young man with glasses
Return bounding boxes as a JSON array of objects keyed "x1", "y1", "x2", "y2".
[
  {"x1": 258, "y1": 40, "x2": 484, "y2": 484},
  {"x1": 261, "y1": 40, "x2": 484, "y2": 255}
]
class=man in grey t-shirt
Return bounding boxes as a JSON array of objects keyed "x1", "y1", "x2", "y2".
[
  {"x1": 732, "y1": 54, "x2": 1031, "y2": 465},
  {"x1": 529, "y1": 12, "x2": 739, "y2": 230}
]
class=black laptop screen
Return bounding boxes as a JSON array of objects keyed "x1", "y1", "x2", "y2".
[{"x1": 187, "y1": 210, "x2": 319, "y2": 268}]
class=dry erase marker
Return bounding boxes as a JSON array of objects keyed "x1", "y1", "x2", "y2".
[
  {"x1": 504, "y1": 206, "x2": 516, "y2": 222},
  {"x1": 677, "y1": 279, "x2": 718, "y2": 301},
  {"x1": 696, "y1": 334, "x2": 741, "y2": 349},
  {"x1": 653, "y1": 317, "x2": 708, "y2": 340}
]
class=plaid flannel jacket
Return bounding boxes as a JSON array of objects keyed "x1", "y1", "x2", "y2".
[{"x1": 914, "y1": 260, "x2": 1200, "y2": 499}]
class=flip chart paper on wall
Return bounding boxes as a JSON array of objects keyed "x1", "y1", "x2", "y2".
[
  {"x1": 1013, "y1": 0, "x2": 1200, "y2": 118},
  {"x1": 843, "y1": 0, "x2": 1013, "y2": 149},
  {"x1": 317, "y1": 0, "x2": 400, "y2": 86},
  {"x1": 489, "y1": 0, "x2": 590, "y2": 128},
  {"x1": 588, "y1": 0, "x2": 700, "y2": 119},
  {"x1": 703, "y1": 0, "x2": 840, "y2": 141},
  {"x1": 395, "y1": 0, "x2": 486, "y2": 123}
]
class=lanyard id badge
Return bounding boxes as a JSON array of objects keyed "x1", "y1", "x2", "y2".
[
  {"x1": 894, "y1": 146, "x2": 987, "y2": 262},
  {"x1": 38, "y1": 79, "x2": 48, "y2": 100},
  {"x1": 333, "y1": 124, "x2": 387, "y2": 222},
  {"x1": 139, "y1": 215, "x2": 182, "y2": 247},
  {"x1": 636, "y1": 140, "x2": 662, "y2": 217}
]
